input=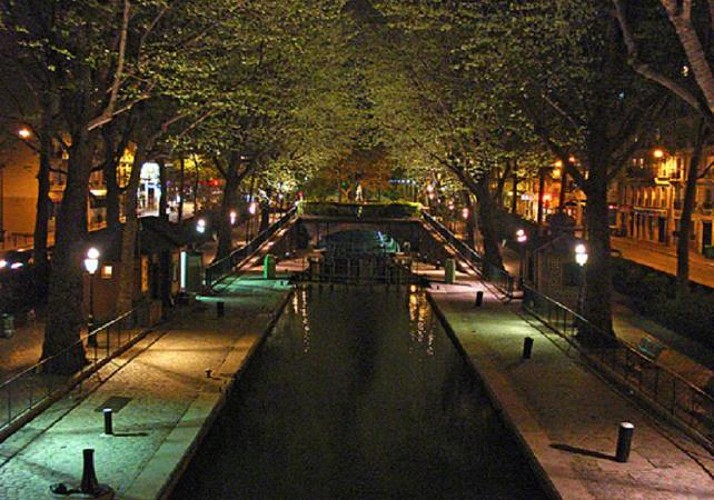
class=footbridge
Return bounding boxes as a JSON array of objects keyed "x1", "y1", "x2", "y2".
[{"x1": 204, "y1": 202, "x2": 516, "y2": 296}]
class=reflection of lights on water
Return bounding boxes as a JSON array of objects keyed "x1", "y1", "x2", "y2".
[
  {"x1": 293, "y1": 290, "x2": 311, "y2": 353},
  {"x1": 408, "y1": 291, "x2": 436, "y2": 356}
]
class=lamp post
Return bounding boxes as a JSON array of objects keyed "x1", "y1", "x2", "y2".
[
  {"x1": 248, "y1": 201, "x2": 257, "y2": 241},
  {"x1": 516, "y1": 229, "x2": 528, "y2": 289},
  {"x1": 574, "y1": 242, "x2": 588, "y2": 314},
  {"x1": 84, "y1": 247, "x2": 100, "y2": 347}
]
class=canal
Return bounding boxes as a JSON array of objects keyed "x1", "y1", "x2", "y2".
[{"x1": 171, "y1": 286, "x2": 548, "y2": 499}]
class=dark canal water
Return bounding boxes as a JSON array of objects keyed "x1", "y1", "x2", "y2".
[{"x1": 171, "y1": 287, "x2": 548, "y2": 499}]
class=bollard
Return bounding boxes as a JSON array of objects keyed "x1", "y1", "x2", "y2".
[
  {"x1": 474, "y1": 291, "x2": 484, "y2": 307},
  {"x1": 522, "y1": 337, "x2": 534, "y2": 359},
  {"x1": 616, "y1": 422, "x2": 635, "y2": 462},
  {"x1": 216, "y1": 301, "x2": 225, "y2": 318},
  {"x1": 80, "y1": 449, "x2": 100, "y2": 495},
  {"x1": 103, "y1": 408, "x2": 113, "y2": 435},
  {"x1": 444, "y1": 258, "x2": 455, "y2": 284}
]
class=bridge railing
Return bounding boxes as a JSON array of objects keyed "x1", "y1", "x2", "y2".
[
  {"x1": 523, "y1": 284, "x2": 714, "y2": 445},
  {"x1": 421, "y1": 210, "x2": 515, "y2": 297},
  {"x1": 205, "y1": 207, "x2": 297, "y2": 288},
  {"x1": 0, "y1": 302, "x2": 153, "y2": 439}
]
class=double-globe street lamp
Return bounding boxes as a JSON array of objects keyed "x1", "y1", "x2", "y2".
[{"x1": 84, "y1": 247, "x2": 100, "y2": 347}]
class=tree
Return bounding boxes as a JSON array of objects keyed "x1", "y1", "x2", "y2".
[
  {"x1": 612, "y1": 0, "x2": 714, "y2": 297},
  {"x1": 0, "y1": 0, "x2": 244, "y2": 372}
]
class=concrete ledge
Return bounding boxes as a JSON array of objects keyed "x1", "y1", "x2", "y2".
[{"x1": 123, "y1": 392, "x2": 221, "y2": 500}]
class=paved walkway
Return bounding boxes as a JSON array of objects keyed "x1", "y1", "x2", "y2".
[
  {"x1": 0, "y1": 250, "x2": 713, "y2": 498},
  {"x1": 428, "y1": 272, "x2": 714, "y2": 499},
  {"x1": 499, "y1": 245, "x2": 714, "y2": 390},
  {"x1": 0, "y1": 263, "x2": 293, "y2": 499}
]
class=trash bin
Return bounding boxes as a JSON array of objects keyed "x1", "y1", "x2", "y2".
[
  {"x1": 2, "y1": 313, "x2": 14, "y2": 338},
  {"x1": 445, "y1": 258, "x2": 455, "y2": 284},
  {"x1": 263, "y1": 254, "x2": 276, "y2": 279}
]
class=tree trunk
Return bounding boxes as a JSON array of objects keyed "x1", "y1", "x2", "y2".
[
  {"x1": 462, "y1": 190, "x2": 475, "y2": 246},
  {"x1": 158, "y1": 160, "x2": 168, "y2": 221},
  {"x1": 581, "y1": 159, "x2": 614, "y2": 340},
  {"x1": 33, "y1": 97, "x2": 53, "y2": 266},
  {"x1": 676, "y1": 121, "x2": 707, "y2": 298},
  {"x1": 511, "y1": 166, "x2": 518, "y2": 214},
  {"x1": 178, "y1": 157, "x2": 185, "y2": 223},
  {"x1": 495, "y1": 160, "x2": 510, "y2": 209},
  {"x1": 474, "y1": 174, "x2": 504, "y2": 274},
  {"x1": 116, "y1": 141, "x2": 147, "y2": 316},
  {"x1": 41, "y1": 133, "x2": 95, "y2": 373},
  {"x1": 260, "y1": 187, "x2": 272, "y2": 232},
  {"x1": 216, "y1": 167, "x2": 241, "y2": 260},
  {"x1": 102, "y1": 124, "x2": 122, "y2": 230}
]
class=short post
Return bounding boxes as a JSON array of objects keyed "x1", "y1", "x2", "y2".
[
  {"x1": 522, "y1": 336, "x2": 534, "y2": 359},
  {"x1": 616, "y1": 422, "x2": 635, "y2": 462},
  {"x1": 103, "y1": 408, "x2": 113, "y2": 435},
  {"x1": 216, "y1": 301, "x2": 225, "y2": 317},
  {"x1": 474, "y1": 290, "x2": 484, "y2": 307},
  {"x1": 263, "y1": 253, "x2": 276, "y2": 279},
  {"x1": 80, "y1": 448, "x2": 100, "y2": 495},
  {"x1": 444, "y1": 258, "x2": 455, "y2": 284}
]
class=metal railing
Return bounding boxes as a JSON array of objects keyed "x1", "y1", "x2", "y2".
[
  {"x1": 523, "y1": 284, "x2": 714, "y2": 444},
  {"x1": 205, "y1": 208, "x2": 297, "y2": 288},
  {"x1": 0, "y1": 302, "x2": 152, "y2": 437},
  {"x1": 421, "y1": 211, "x2": 515, "y2": 297}
]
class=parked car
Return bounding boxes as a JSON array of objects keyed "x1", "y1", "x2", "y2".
[{"x1": 0, "y1": 249, "x2": 33, "y2": 272}]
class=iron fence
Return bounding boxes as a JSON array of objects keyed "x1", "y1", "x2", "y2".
[
  {"x1": 205, "y1": 208, "x2": 297, "y2": 288},
  {"x1": 421, "y1": 210, "x2": 515, "y2": 297},
  {"x1": 0, "y1": 302, "x2": 151, "y2": 437},
  {"x1": 523, "y1": 284, "x2": 714, "y2": 444}
]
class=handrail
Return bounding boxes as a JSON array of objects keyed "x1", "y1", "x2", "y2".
[
  {"x1": 421, "y1": 210, "x2": 515, "y2": 297},
  {"x1": 205, "y1": 207, "x2": 297, "y2": 288},
  {"x1": 0, "y1": 302, "x2": 155, "y2": 439},
  {"x1": 522, "y1": 284, "x2": 714, "y2": 446}
]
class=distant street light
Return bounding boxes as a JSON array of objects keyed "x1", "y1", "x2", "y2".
[
  {"x1": 574, "y1": 243, "x2": 588, "y2": 266},
  {"x1": 84, "y1": 247, "x2": 100, "y2": 347},
  {"x1": 247, "y1": 201, "x2": 257, "y2": 241},
  {"x1": 516, "y1": 229, "x2": 527, "y2": 288},
  {"x1": 196, "y1": 218, "x2": 206, "y2": 234},
  {"x1": 574, "y1": 242, "x2": 588, "y2": 314}
]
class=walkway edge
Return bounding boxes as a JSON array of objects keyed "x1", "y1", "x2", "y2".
[
  {"x1": 125, "y1": 287, "x2": 294, "y2": 499},
  {"x1": 427, "y1": 290, "x2": 591, "y2": 500}
]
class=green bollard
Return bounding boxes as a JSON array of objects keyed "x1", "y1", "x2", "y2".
[
  {"x1": 263, "y1": 254, "x2": 276, "y2": 279},
  {"x1": 445, "y1": 258, "x2": 455, "y2": 284}
]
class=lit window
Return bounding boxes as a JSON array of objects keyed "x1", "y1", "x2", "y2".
[{"x1": 101, "y1": 265, "x2": 113, "y2": 279}]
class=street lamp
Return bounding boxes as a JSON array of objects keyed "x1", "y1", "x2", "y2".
[
  {"x1": 247, "y1": 201, "x2": 257, "y2": 241},
  {"x1": 516, "y1": 229, "x2": 527, "y2": 288},
  {"x1": 574, "y1": 242, "x2": 588, "y2": 314},
  {"x1": 84, "y1": 247, "x2": 100, "y2": 347},
  {"x1": 574, "y1": 243, "x2": 588, "y2": 266}
]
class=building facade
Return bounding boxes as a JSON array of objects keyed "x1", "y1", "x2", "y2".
[{"x1": 613, "y1": 148, "x2": 714, "y2": 255}]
